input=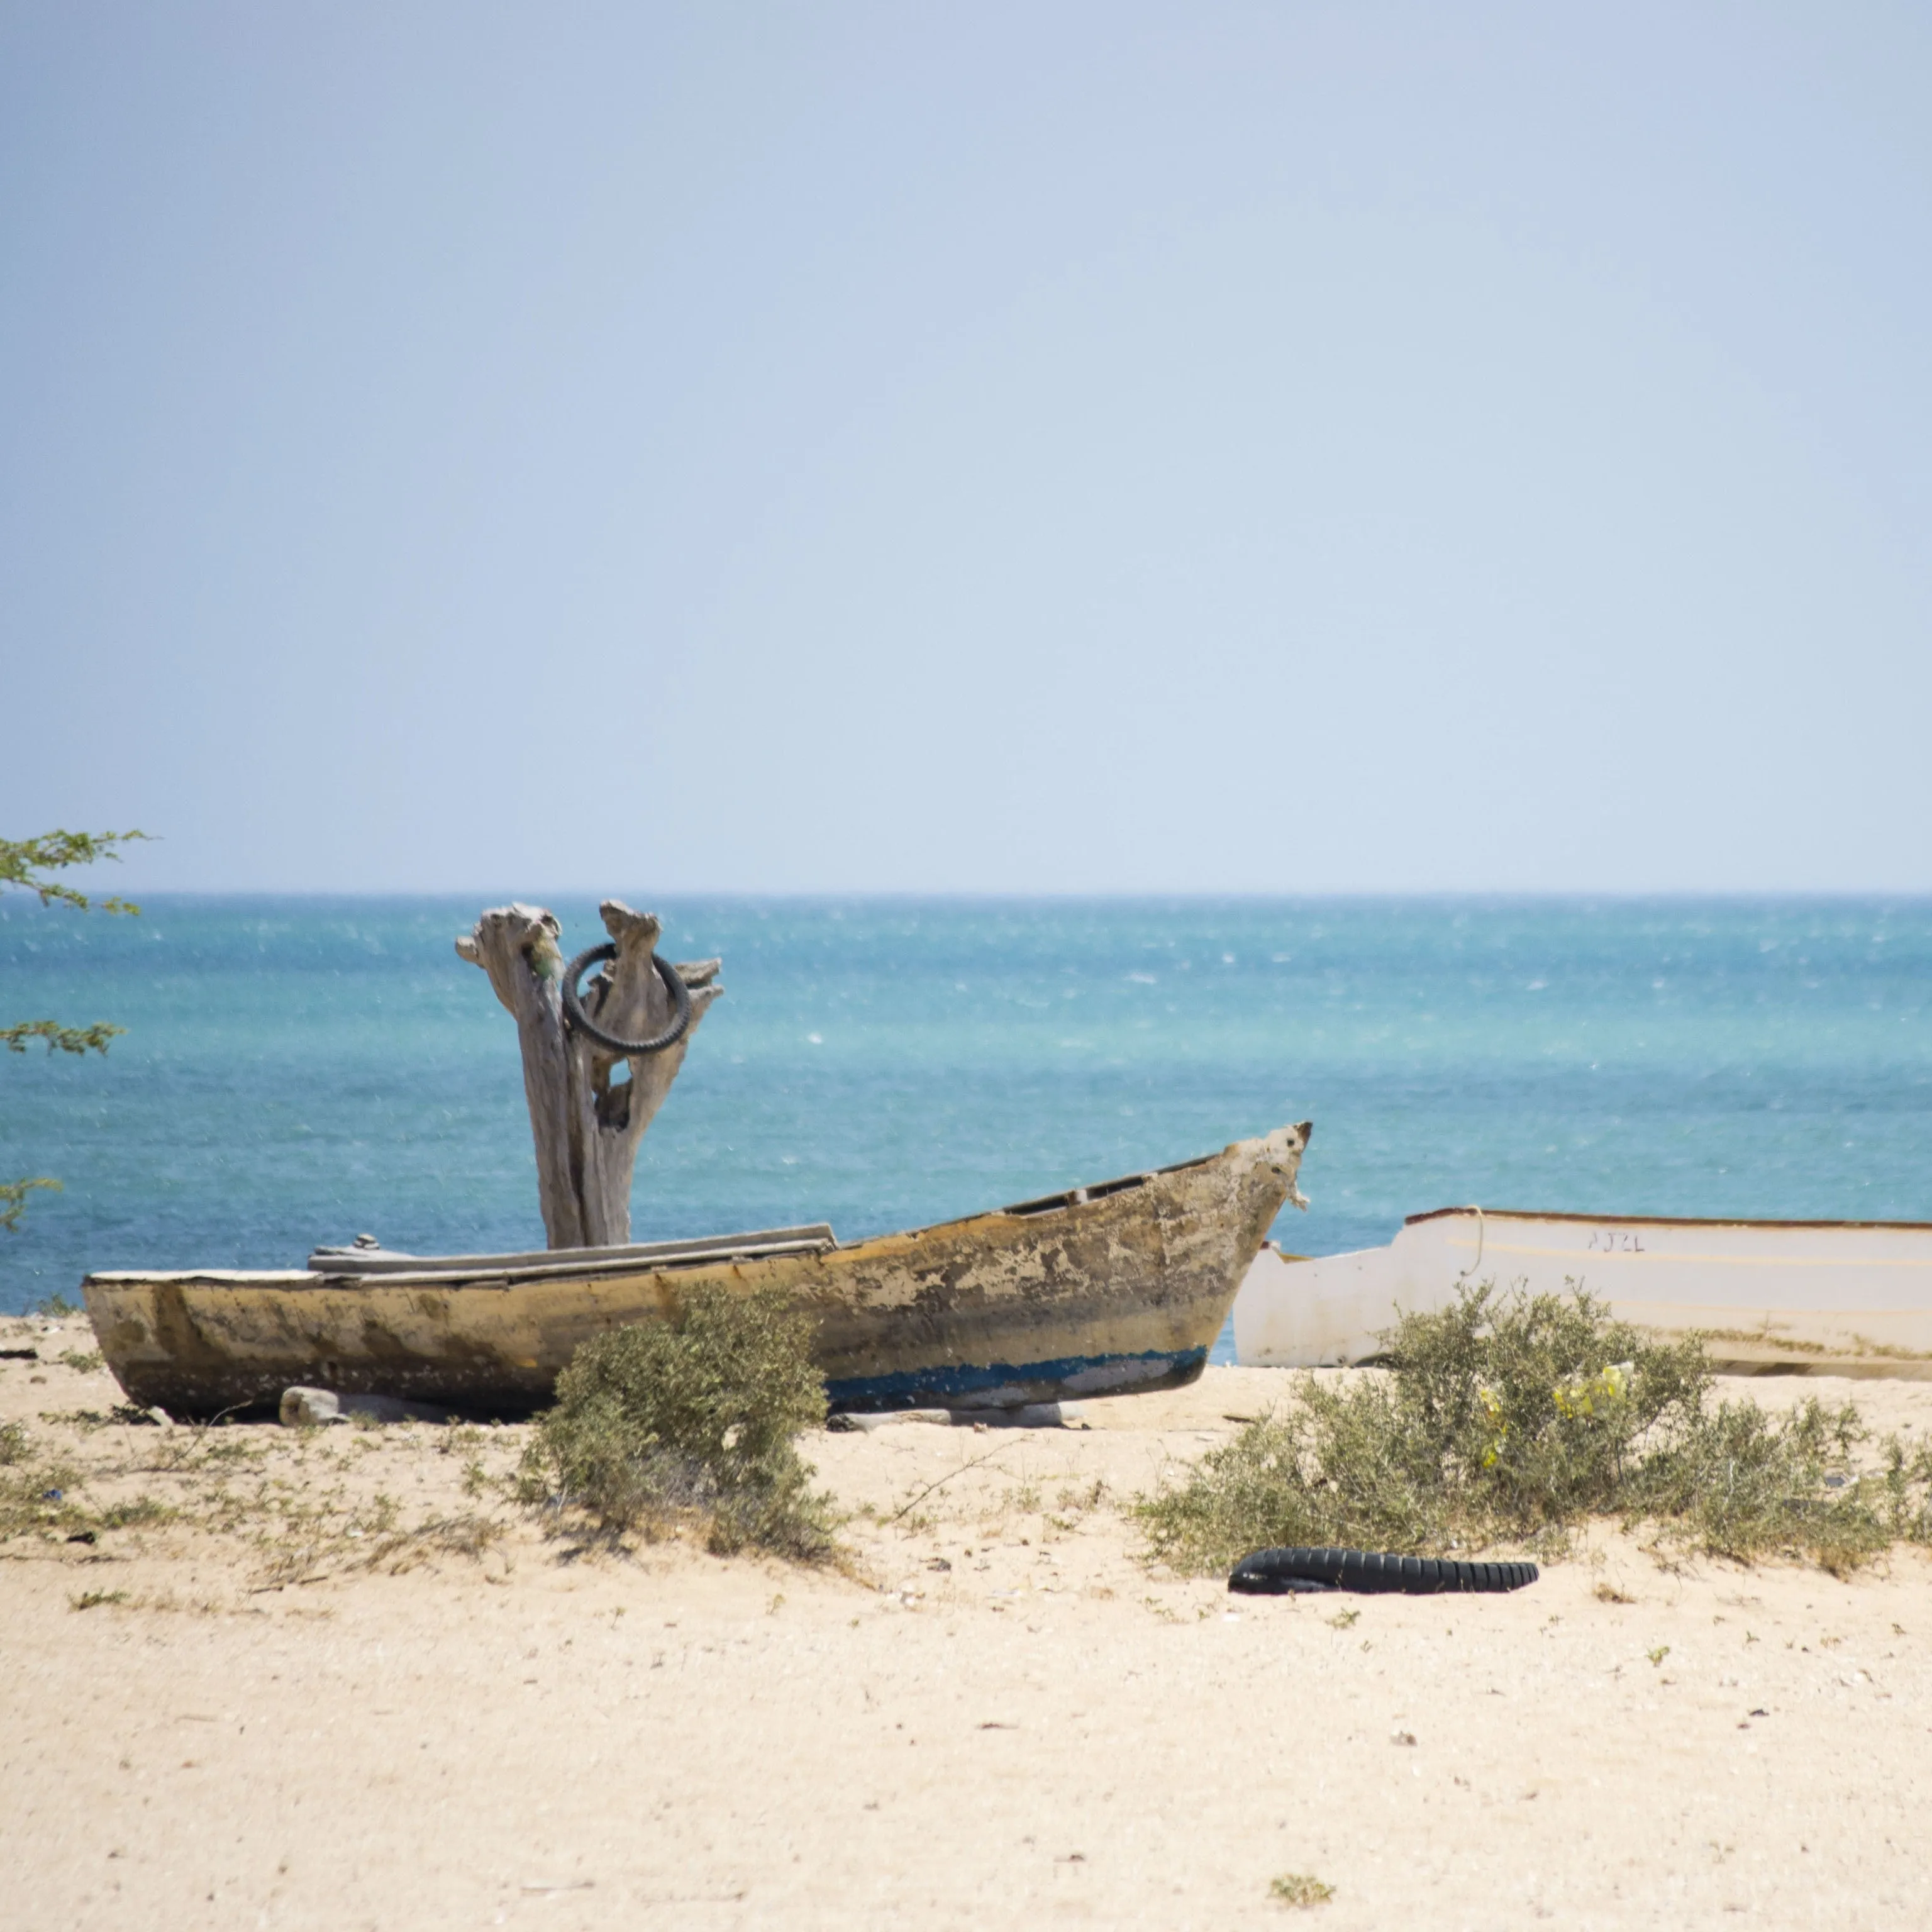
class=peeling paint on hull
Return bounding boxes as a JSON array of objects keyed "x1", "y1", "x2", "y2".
[{"x1": 84, "y1": 1124, "x2": 1310, "y2": 1419}]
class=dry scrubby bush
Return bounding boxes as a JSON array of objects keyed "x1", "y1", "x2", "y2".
[
  {"x1": 518, "y1": 1287, "x2": 835, "y2": 1558},
  {"x1": 1138, "y1": 1282, "x2": 1932, "y2": 1574},
  {"x1": 1270, "y1": 1872, "x2": 1335, "y2": 1908}
]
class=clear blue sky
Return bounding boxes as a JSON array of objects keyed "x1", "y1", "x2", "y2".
[{"x1": 3, "y1": 4, "x2": 1928, "y2": 894}]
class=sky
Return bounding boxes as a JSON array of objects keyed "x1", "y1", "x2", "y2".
[{"x1": 3, "y1": 3, "x2": 1929, "y2": 896}]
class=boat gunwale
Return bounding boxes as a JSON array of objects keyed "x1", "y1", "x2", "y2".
[
  {"x1": 1404, "y1": 1206, "x2": 1932, "y2": 1235},
  {"x1": 304, "y1": 1223, "x2": 838, "y2": 1276},
  {"x1": 85, "y1": 1138, "x2": 1265, "y2": 1294},
  {"x1": 86, "y1": 1243, "x2": 833, "y2": 1292}
]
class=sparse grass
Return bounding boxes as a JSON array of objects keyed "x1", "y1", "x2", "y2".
[
  {"x1": 358, "y1": 1492, "x2": 402, "y2": 1536},
  {"x1": 516, "y1": 1288, "x2": 835, "y2": 1560},
  {"x1": 0, "y1": 1372, "x2": 536, "y2": 1596},
  {"x1": 190, "y1": 1432, "x2": 267, "y2": 1464},
  {"x1": 97, "y1": 1495, "x2": 175, "y2": 1530},
  {"x1": 374, "y1": 1513, "x2": 506, "y2": 1565},
  {"x1": 294, "y1": 1508, "x2": 511, "y2": 1581},
  {"x1": 1137, "y1": 1282, "x2": 1932, "y2": 1575},
  {"x1": 242, "y1": 1473, "x2": 510, "y2": 1584},
  {"x1": 0, "y1": 1425, "x2": 87, "y2": 1541},
  {"x1": 57, "y1": 1348, "x2": 104, "y2": 1374},
  {"x1": 1043, "y1": 1477, "x2": 1111, "y2": 1535},
  {"x1": 1270, "y1": 1872, "x2": 1333, "y2": 1907},
  {"x1": 71, "y1": 1589, "x2": 128, "y2": 1611}
]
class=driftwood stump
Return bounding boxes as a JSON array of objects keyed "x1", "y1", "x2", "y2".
[{"x1": 457, "y1": 900, "x2": 722, "y2": 1250}]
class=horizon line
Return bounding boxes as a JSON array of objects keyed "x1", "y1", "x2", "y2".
[{"x1": 9, "y1": 886, "x2": 1932, "y2": 906}]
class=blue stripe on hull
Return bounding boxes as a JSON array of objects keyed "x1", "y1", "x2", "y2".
[{"x1": 825, "y1": 1346, "x2": 1208, "y2": 1414}]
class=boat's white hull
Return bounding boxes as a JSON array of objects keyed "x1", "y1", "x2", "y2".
[{"x1": 1234, "y1": 1209, "x2": 1932, "y2": 1379}]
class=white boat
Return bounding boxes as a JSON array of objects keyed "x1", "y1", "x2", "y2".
[{"x1": 1233, "y1": 1208, "x2": 1932, "y2": 1380}]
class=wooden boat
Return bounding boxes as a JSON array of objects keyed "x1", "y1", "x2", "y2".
[
  {"x1": 83, "y1": 1123, "x2": 1311, "y2": 1419},
  {"x1": 1233, "y1": 1205, "x2": 1932, "y2": 1379}
]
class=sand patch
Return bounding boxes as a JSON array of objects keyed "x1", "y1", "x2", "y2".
[{"x1": 5, "y1": 1321, "x2": 1931, "y2": 1928}]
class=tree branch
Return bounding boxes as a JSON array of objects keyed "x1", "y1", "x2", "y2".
[
  {"x1": 3, "y1": 1019, "x2": 126, "y2": 1057},
  {"x1": 1, "y1": 1177, "x2": 61, "y2": 1235},
  {"x1": 0, "y1": 830, "x2": 152, "y2": 913}
]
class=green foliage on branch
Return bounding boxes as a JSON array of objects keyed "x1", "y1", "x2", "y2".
[
  {"x1": 1, "y1": 829, "x2": 148, "y2": 913},
  {"x1": 3, "y1": 828, "x2": 150, "y2": 1232},
  {"x1": 3, "y1": 1019, "x2": 126, "y2": 1057},
  {"x1": 1, "y1": 1178, "x2": 62, "y2": 1235}
]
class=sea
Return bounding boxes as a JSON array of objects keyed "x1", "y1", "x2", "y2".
[{"x1": 5, "y1": 897, "x2": 1931, "y2": 1357}]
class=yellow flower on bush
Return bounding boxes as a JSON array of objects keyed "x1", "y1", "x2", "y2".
[
  {"x1": 1553, "y1": 1361, "x2": 1633, "y2": 1420},
  {"x1": 1477, "y1": 1385, "x2": 1509, "y2": 1468}
]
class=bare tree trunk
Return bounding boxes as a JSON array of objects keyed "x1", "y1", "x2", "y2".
[{"x1": 457, "y1": 900, "x2": 722, "y2": 1249}]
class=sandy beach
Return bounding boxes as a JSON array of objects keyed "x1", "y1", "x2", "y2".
[{"x1": 5, "y1": 1317, "x2": 1931, "y2": 1931}]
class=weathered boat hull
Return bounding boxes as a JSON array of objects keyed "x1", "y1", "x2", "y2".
[
  {"x1": 84, "y1": 1124, "x2": 1309, "y2": 1419},
  {"x1": 1234, "y1": 1206, "x2": 1932, "y2": 1379}
]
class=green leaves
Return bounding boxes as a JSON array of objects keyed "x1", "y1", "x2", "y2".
[
  {"x1": 2, "y1": 1019, "x2": 126, "y2": 1057},
  {"x1": 0, "y1": 829, "x2": 150, "y2": 913},
  {"x1": 518, "y1": 1288, "x2": 835, "y2": 1558},
  {"x1": 4, "y1": 826, "x2": 151, "y2": 1232},
  {"x1": 1, "y1": 1179, "x2": 62, "y2": 1235}
]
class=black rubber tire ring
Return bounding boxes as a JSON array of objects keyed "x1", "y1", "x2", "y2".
[
  {"x1": 560, "y1": 943, "x2": 692, "y2": 1056},
  {"x1": 1228, "y1": 1546, "x2": 1539, "y2": 1596}
]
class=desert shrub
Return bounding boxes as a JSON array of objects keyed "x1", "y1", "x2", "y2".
[
  {"x1": 1138, "y1": 1282, "x2": 1931, "y2": 1574},
  {"x1": 517, "y1": 1288, "x2": 834, "y2": 1559},
  {"x1": 1270, "y1": 1872, "x2": 1334, "y2": 1908},
  {"x1": 1880, "y1": 1431, "x2": 1932, "y2": 1543},
  {"x1": 1628, "y1": 1394, "x2": 1918, "y2": 1570}
]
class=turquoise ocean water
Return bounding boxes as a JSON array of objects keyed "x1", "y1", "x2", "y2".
[{"x1": 4, "y1": 898, "x2": 1930, "y2": 1360}]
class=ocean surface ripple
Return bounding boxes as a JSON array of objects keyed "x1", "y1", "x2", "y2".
[{"x1": 5, "y1": 897, "x2": 1930, "y2": 1357}]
